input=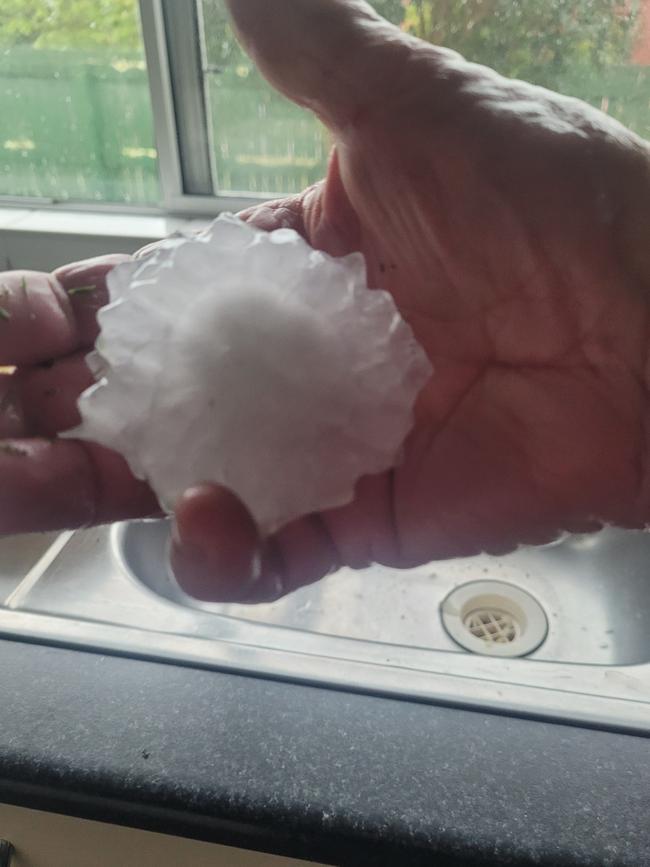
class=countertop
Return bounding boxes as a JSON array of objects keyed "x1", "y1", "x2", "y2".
[{"x1": 0, "y1": 637, "x2": 649, "y2": 866}]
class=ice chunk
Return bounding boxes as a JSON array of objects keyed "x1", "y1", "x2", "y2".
[{"x1": 64, "y1": 214, "x2": 432, "y2": 533}]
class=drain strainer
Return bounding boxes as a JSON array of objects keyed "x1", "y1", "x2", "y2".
[
  {"x1": 464, "y1": 608, "x2": 520, "y2": 644},
  {"x1": 440, "y1": 580, "x2": 548, "y2": 657}
]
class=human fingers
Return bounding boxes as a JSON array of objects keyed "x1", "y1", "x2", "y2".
[
  {"x1": 1, "y1": 347, "x2": 159, "y2": 535},
  {"x1": 0, "y1": 372, "x2": 26, "y2": 437},
  {"x1": 0, "y1": 255, "x2": 130, "y2": 367},
  {"x1": 225, "y1": 0, "x2": 408, "y2": 131},
  {"x1": 12, "y1": 351, "x2": 93, "y2": 437},
  {"x1": 0, "y1": 437, "x2": 157, "y2": 535},
  {"x1": 169, "y1": 485, "x2": 261, "y2": 602},
  {"x1": 170, "y1": 484, "x2": 340, "y2": 603},
  {"x1": 0, "y1": 270, "x2": 77, "y2": 366},
  {"x1": 53, "y1": 253, "x2": 132, "y2": 346}
]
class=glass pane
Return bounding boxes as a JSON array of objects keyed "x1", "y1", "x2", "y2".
[
  {"x1": 201, "y1": 0, "x2": 650, "y2": 198},
  {"x1": 201, "y1": 0, "x2": 330, "y2": 196},
  {"x1": 0, "y1": 1, "x2": 160, "y2": 203}
]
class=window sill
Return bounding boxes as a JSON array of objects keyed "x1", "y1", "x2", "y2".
[{"x1": 0, "y1": 207, "x2": 210, "y2": 272}]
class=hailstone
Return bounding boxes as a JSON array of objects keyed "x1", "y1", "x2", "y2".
[{"x1": 64, "y1": 214, "x2": 432, "y2": 533}]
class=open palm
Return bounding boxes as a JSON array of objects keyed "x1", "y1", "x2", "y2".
[{"x1": 172, "y1": 0, "x2": 650, "y2": 600}]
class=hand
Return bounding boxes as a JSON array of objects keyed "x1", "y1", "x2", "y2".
[
  {"x1": 0, "y1": 258, "x2": 158, "y2": 534},
  {"x1": 3, "y1": 0, "x2": 650, "y2": 608},
  {"x1": 170, "y1": 0, "x2": 650, "y2": 602}
]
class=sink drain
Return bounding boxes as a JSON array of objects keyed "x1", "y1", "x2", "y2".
[
  {"x1": 441, "y1": 581, "x2": 548, "y2": 657},
  {"x1": 463, "y1": 608, "x2": 520, "y2": 644}
]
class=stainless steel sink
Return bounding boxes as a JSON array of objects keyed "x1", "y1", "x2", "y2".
[
  {"x1": 0, "y1": 531, "x2": 60, "y2": 600},
  {"x1": 2, "y1": 520, "x2": 650, "y2": 733},
  {"x1": 117, "y1": 520, "x2": 650, "y2": 666}
]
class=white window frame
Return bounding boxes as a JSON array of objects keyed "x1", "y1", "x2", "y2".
[
  {"x1": 0, "y1": 0, "x2": 269, "y2": 218},
  {"x1": 140, "y1": 0, "x2": 265, "y2": 215}
]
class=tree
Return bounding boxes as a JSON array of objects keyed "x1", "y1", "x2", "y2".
[
  {"x1": 0, "y1": 1, "x2": 55, "y2": 46},
  {"x1": 0, "y1": 0, "x2": 142, "y2": 52},
  {"x1": 401, "y1": 0, "x2": 638, "y2": 88}
]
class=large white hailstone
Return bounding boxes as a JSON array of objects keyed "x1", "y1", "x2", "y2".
[{"x1": 64, "y1": 214, "x2": 432, "y2": 533}]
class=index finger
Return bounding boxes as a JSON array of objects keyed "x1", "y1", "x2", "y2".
[
  {"x1": 0, "y1": 254, "x2": 130, "y2": 366},
  {"x1": 54, "y1": 253, "x2": 131, "y2": 348},
  {"x1": 0, "y1": 270, "x2": 76, "y2": 366},
  {"x1": 0, "y1": 436, "x2": 158, "y2": 534}
]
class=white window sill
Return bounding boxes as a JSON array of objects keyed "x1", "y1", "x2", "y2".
[
  {"x1": 0, "y1": 206, "x2": 209, "y2": 240},
  {"x1": 0, "y1": 207, "x2": 210, "y2": 272}
]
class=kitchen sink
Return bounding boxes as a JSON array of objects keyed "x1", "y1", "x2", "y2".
[
  {"x1": 0, "y1": 532, "x2": 61, "y2": 600},
  {"x1": 2, "y1": 521, "x2": 650, "y2": 733}
]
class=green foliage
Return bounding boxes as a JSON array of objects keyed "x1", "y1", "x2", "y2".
[
  {"x1": 401, "y1": 0, "x2": 638, "y2": 87},
  {"x1": 0, "y1": 0, "x2": 142, "y2": 52},
  {"x1": 201, "y1": 0, "x2": 248, "y2": 68},
  {"x1": 0, "y1": 0, "x2": 638, "y2": 84},
  {"x1": 369, "y1": 0, "x2": 408, "y2": 25},
  {"x1": 0, "y1": 1, "x2": 54, "y2": 46}
]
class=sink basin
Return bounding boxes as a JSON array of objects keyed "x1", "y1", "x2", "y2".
[
  {"x1": 0, "y1": 532, "x2": 61, "y2": 600},
  {"x1": 1, "y1": 520, "x2": 650, "y2": 733},
  {"x1": 117, "y1": 520, "x2": 650, "y2": 666}
]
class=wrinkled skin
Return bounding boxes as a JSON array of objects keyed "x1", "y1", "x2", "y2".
[{"x1": 2, "y1": 0, "x2": 650, "y2": 603}]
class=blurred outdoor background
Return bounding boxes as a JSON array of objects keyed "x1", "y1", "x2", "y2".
[{"x1": 1, "y1": 0, "x2": 649, "y2": 204}]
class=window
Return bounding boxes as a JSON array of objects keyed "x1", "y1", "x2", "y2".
[
  {"x1": 201, "y1": 0, "x2": 330, "y2": 196},
  {"x1": 0, "y1": 0, "x2": 649, "y2": 213},
  {"x1": 0, "y1": 0, "x2": 159, "y2": 203}
]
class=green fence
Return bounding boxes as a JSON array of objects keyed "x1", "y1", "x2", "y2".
[
  {"x1": 207, "y1": 67, "x2": 330, "y2": 194},
  {"x1": 0, "y1": 46, "x2": 159, "y2": 202},
  {"x1": 1, "y1": 44, "x2": 649, "y2": 205},
  {"x1": 0, "y1": 45, "x2": 331, "y2": 203}
]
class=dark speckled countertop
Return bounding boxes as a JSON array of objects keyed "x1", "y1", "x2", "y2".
[{"x1": 0, "y1": 637, "x2": 649, "y2": 866}]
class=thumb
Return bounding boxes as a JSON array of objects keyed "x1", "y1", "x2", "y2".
[
  {"x1": 170, "y1": 484, "x2": 261, "y2": 602},
  {"x1": 224, "y1": 0, "x2": 405, "y2": 129}
]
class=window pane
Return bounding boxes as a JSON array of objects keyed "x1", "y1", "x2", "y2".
[
  {"x1": 200, "y1": 0, "x2": 650, "y2": 199},
  {"x1": 0, "y1": 1, "x2": 160, "y2": 203},
  {"x1": 200, "y1": 0, "x2": 330, "y2": 196}
]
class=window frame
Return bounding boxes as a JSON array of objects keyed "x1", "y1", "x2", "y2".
[
  {"x1": 140, "y1": 0, "x2": 265, "y2": 214},
  {"x1": 0, "y1": 0, "x2": 269, "y2": 217}
]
